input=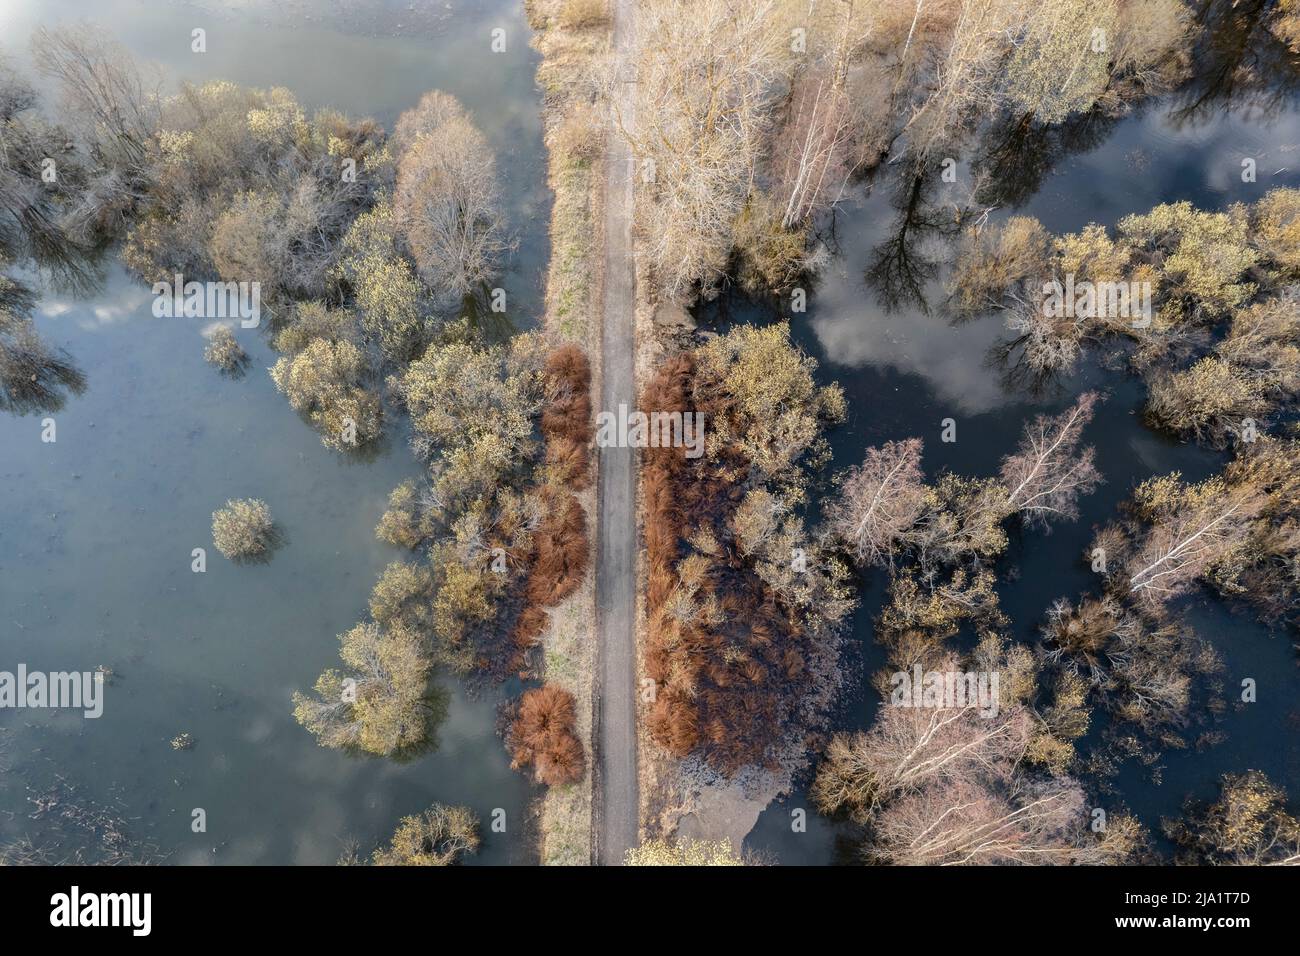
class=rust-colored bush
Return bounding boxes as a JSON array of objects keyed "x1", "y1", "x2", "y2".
[
  {"x1": 526, "y1": 487, "x2": 589, "y2": 606},
  {"x1": 510, "y1": 605, "x2": 550, "y2": 654},
  {"x1": 541, "y1": 344, "x2": 593, "y2": 489},
  {"x1": 547, "y1": 343, "x2": 591, "y2": 388},
  {"x1": 638, "y1": 350, "x2": 824, "y2": 774},
  {"x1": 503, "y1": 489, "x2": 588, "y2": 676},
  {"x1": 648, "y1": 690, "x2": 700, "y2": 757},
  {"x1": 502, "y1": 347, "x2": 594, "y2": 678},
  {"x1": 508, "y1": 684, "x2": 586, "y2": 786}
]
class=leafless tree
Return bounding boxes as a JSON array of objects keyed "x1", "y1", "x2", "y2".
[
  {"x1": 999, "y1": 391, "x2": 1101, "y2": 527},
  {"x1": 829, "y1": 438, "x2": 927, "y2": 566},
  {"x1": 900, "y1": 0, "x2": 1021, "y2": 165},
  {"x1": 812, "y1": 660, "x2": 1032, "y2": 820},
  {"x1": 861, "y1": 699, "x2": 1031, "y2": 799},
  {"x1": 1041, "y1": 595, "x2": 1218, "y2": 735},
  {"x1": 870, "y1": 774, "x2": 1104, "y2": 865},
  {"x1": 0, "y1": 306, "x2": 86, "y2": 415},
  {"x1": 619, "y1": 0, "x2": 788, "y2": 300},
  {"x1": 393, "y1": 92, "x2": 510, "y2": 311},
  {"x1": 775, "y1": 70, "x2": 854, "y2": 228},
  {"x1": 31, "y1": 24, "x2": 159, "y2": 170},
  {"x1": 1122, "y1": 482, "x2": 1266, "y2": 608}
]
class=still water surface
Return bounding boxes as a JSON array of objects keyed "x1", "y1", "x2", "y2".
[
  {"x1": 3, "y1": 0, "x2": 1298, "y2": 866},
  {"x1": 0, "y1": 0, "x2": 546, "y2": 865},
  {"x1": 743, "y1": 55, "x2": 1300, "y2": 863}
]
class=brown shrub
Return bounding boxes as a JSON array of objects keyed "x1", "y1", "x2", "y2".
[
  {"x1": 526, "y1": 487, "x2": 590, "y2": 606},
  {"x1": 638, "y1": 349, "x2": 837, "y2": 774},
  {"x1": 648, "y1": 691, "x2": 700, "y2": 757},
  {"x1": 511, "y1": 605, "x2": 550, "y2": 651},
  {"x1": 546, "y1": 343, "x2": 592, "y2": 394},
  {"x1": 508, "y1": 684, "x2": 586, "y2": 786},
  {"x1": 541, "y1": 344, "x2": 593, "y2": 489}
]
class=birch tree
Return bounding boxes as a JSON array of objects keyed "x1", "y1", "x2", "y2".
[
  {"x1": 870, "y1": 774, "x2": 1125, "y2": 864},
  {"x1": 999, "y1": 391, "x2": 1101, "y2": 527},
  {"x1": 812, "y1": 669, "x2": 1032, "y2": 822},
  {"x1": 775, "y1": 74, "x2": 854, "y2": 228},
  {"x1": 1118, "y1": 473, "x2": 1266, "y2": 608},
  {"x1": 829, "y1": 438, "x2": 927, "y2": 566}
]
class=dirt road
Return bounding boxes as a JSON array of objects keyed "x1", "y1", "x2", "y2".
[{"x1": 595, "y1": 0, "x2": 639, "y2": 867}]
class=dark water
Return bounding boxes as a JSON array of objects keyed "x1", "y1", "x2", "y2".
[
  {"x1": 743, "y1": 63, "x2": 1300, "y2": 863},
  {"x1": 0, "y1": 0, "x2": 548, "y2": 864}
]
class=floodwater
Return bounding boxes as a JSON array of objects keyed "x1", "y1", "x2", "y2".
[
  {"x1": 740, "y1": 30, "x2": 1300, "y2": 863},
  {"x1": 3, "y1": 0, "x2": 1298, "y2": 868},
  {"x1": 0, "y1": 0, "x2": 548, "y2": 864}
]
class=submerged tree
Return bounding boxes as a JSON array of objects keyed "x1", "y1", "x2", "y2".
[
  {"x1": 999, "y1": 391, "x2": 1102, "y2": 526},
  {"x1": 869, "y1": 773, "x2": 1139, "y2": 865},
  {"x1": 292, "y1": 622, "x2": 440, "y2": 758},
  {"x1": 1146, "y1": 292, "x2": 1300, "y2": 448},
  {"x1": 1040, "y1": 595, "x2": 1220, "y2": 739},
  {"x1": 30, "y1": 25, "x2": 158, "y2": 181},
  {"x1": 211, "y1": 498, "x2": 277, "y2": 562},
  {"x1": 203, "y1": 326, "x2": 249, "y2": 377},
  {"x1": 828, "y1": 439, "x2": 927, "y2": 567},
  {"x1": 812, "y1": 684, "x2": 1034, "y2": 823},
  {"x1": 270, "y1": 337, "x2": 382, "y2": 451},
  {"x1": 370, "y1": 804, "x2": 480, "y2": 866},
  {"x1": 392, "y1": 92, "x2": 508, "y2": 311},
  {"x1": 813, "y1": 653, "x2": 1139, "y2": 864},
  {"x1": 1059, "y1": 437, "x2": 1300, "y2": 722},
  {"x1": 1104, "y1": 471, "x2": 1267, "y2": 608},
  {"x1": 950, "y1": 191, "x2": 1300, "y2": 456},
  {"x1": 121, "y1": 79, "x2": 386, "y2": 302},
  {"x1": 1164, "y1": 771, "x2": 1300, "y2": 866}
]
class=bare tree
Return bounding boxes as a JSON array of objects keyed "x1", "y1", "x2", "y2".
[
  {"x1": 859, "y1": 700, "x2": 1031, "y2": 800},
  {"x1": 999, "y1": 391, "x2": 1101, "y2": 527},
  {"x1": 1001, "y1": 0, "x2": 1116, "y2": 124},
  {"x1": 1041, "y1": 595, "x2": 1218, "y2": 735},
  {"x1": 900, "y1": 0, "x2": 1022, "y2": 164},
  {"x1": 871, "y1": 774, "x2": 1107, "y2": 865},
  {"x1": 31, "y1": 24, "x2": 159, "y2": 170},
  {"x1": 392, "y1": 92, "x2": 509, "y2": 311},
  {"x1": 0, "y1": 303, "x2": 86, "y2": 415},
  {"x1": 1165, "y1": 771, "x2": 1300, "y2": 866},
  {"x1": 812, "y1": 661, "x2": 1032, "y2": 821},
  {"x1": 1121, "y1": 478, "x2": 1266, "y2": 607},
  {"x1": 619, "y1": 0, "x2": 789, "y2": 300},
  {"x1": 775, "y1": 69, "x2": 854, "y2": 228},
  {"x1": 829, "y1": 438, "x2": 927, "y2": 566}
]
